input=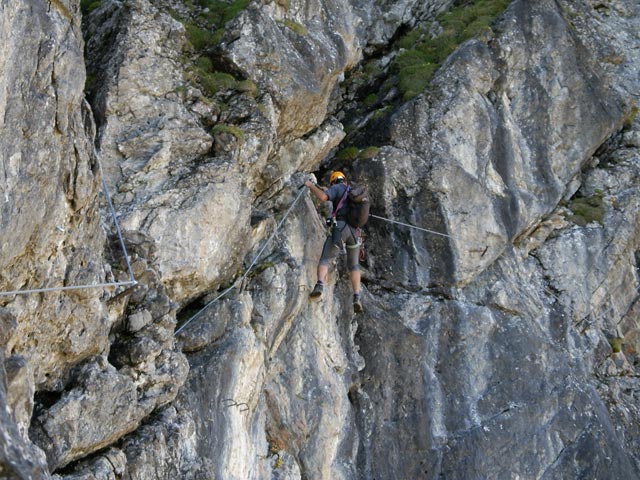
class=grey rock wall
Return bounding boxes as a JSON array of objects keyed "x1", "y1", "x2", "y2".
[
  {"x1": 372, "y1": 0, "x2": 625, "y2": 287},
  {"x1": 0, "y1": 0, "x2": 110, "y2": 390},
  {"x1": 345, "y1": 0, "x2": 640, "y2": 477},
  {"x1": 0, "y1": 0, "x2": 639, "y2": 478},
  {"x1": 350, "y1": 0, "x2": 451, "y2": 51}
]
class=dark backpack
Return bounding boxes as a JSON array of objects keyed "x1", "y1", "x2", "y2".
[{"x1": 346, "y1": 184, "x2": 370, "y2": 228}]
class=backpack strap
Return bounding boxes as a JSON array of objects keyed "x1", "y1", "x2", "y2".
[{"x1": 332, "y1": 186, "x2": 350, "y2": 219}]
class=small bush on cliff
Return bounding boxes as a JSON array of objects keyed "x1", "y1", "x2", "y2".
[
  {"x1": 175, "y1": 0, "x2": 253, "y2": 99},
  {"x1": 80, "y1": 0, "x2": 102, "y2": 14},
  {"x1": 192, "y1": 56, "x2": 239, "y2": 95},
  {"x1": 277, "y1": 19, "x2": 308, "y2": 36},
  {"x1": 237, "y1": 79, "x2": 258, "y2": 97},
  {"x1": 185, "y1": 24, "x2": 221, "y2": 51},
  {"x1": 358, "y1": 146, "x2": 380, "y2": 159},
  {"x1": 565, "y1": 190, "x2": 605, "y2": 226},
  {"x1": 212, "y1": 124, "x2": 244, "y2": 142},
  {"x1": 609, "y1": 337, "x2": 623, "y2": 354},
  {"x1": 200, "y1": 72, "x2": 238, "y2": 96},
  {"x1": 333, "y1": 146, "x2": 380, "y2": 162},
  {"x1": 196, "y1": 0, "x2": 251, "y2": 27},
  {"x1": 336, "y1": 147, "x2": 360, "y2": 161},
  {"x1": 398, "y1": 63, "x2": 437, "y2": 101},
  {"x1": 623, "y1": 101, "x2": 638, "y2": 128}
]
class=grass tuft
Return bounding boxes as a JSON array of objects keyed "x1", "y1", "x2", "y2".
[
  {"x1": 173, "y1": 0, "x2": 254, "y2": 99},
  {"x1": 277, "y1": 19, "x2": 308, "y2": 36},
  {"x1": 565, "y1": 191, "x2": 605, "y2": 226},
  {"x1": 358, "y1": 146, "x2": 380, "y2": 159},
  {"x1": 200, "y1": 72, "x2": 238, "y2": 96},
  {"x1": 335, "y1": 147, "x2": 360, "y2": 161},
  {"x1": 80, "y1": 0, "x2": 102, "y2": 14},
  {"x1": 212, "y1": 123, "x2": 245, "y2": 142},
  {"x1": 623, "y1": 101, "x2": 638, "y2": 128}
]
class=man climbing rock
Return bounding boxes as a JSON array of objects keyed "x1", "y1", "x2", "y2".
[{"x1": 304, "y1": 171, "x2": 363, "y2": 314}]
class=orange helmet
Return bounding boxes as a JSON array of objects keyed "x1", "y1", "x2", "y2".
[{"x1": 329, "y1": 171, "x2": 346, "y2": 185}]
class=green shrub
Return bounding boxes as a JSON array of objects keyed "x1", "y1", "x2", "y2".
[
  {"x1": 181, "y1": 0, "x2": 251, "y2": 52},
  {"x1": 200, "y1": 71, "x2": 238, "y2": 96},
  {"x1": 277, "y1": 19, "x2": 308, "y2": 36},
  {"x1": 371, "y1": 106, "x2": 391, "y2": 121},
  {"x1": 416, "y1": 32, "x2": 458, "y2": 64},
  {"x1": 609, "y1": 337, "x2": 623, "y2": 354},
  {"x1": 364, "y1": 94, "x2": 378, "y2": 106},
  {"x1": 565, "y1": 191, "x2": 605, "y2": 226},
  {"x1": 396, "y1": 28, "x2": 425, "y2": 50},
  {"x1": 212, "y1": 123, "x2": 244, "y2": 142},
  {"x1": 394, "y1": 50, "x2": 431, "y2": 71},
  {"x1": 185, "y1": 24, "x2": 217, "y2": 50},
  {"x1": 358, "y1": 146, "x2": 380, "y2": 159},
  {"x1": 363, "y1": 60, "x2": 383, "y2": 77},
  {"x1": 237, "y1": 79, "x2": 258, "y2": 97},
  {"x1": 461, "y1": 16, "x2": 494, "y2": 39},
  {"x1": 195, "y1": 0, "x2": 250, "y2": 25},
  {"x1": 80, "y1": 0, "x2": 102, "y2": 14},
  {"x1": 195, "y1": 55, "x2": 214, "y2": 72},
  {"x1": 335, "y1": 146, "x2": 359, "y2": 161},
  {"x1": 623, "y1": 101, "x2": 638, "y2": 128},
  {"x1": 399, "y1": 63, "x2": 437, "y2": 101},
  {"x1": 222, "y1": 0, "x2": 251, "y2": 23}
]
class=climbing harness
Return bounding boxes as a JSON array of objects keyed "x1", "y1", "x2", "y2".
[
  {"x1": 369, "y1": 213, "x2": 452, "y2": 239},
  {"x1": 174, "y1": 185, "x2": 307, "y2": 336},
  {"x1": 0, "y1": 153, "x2": 136, "y2": 297}
]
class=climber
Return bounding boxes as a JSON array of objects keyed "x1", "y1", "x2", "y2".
[{"x1": 304, "y1": 171, "x2": 363, "y2": 314}]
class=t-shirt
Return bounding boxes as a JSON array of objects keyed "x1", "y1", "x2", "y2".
[{"x1": 326, "y1": 183, "x2": 349, "y2": 220}]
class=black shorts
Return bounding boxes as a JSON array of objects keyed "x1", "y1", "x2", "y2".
[{"x1": 318, "y1": 221, "x2": 361, "y2": 271}]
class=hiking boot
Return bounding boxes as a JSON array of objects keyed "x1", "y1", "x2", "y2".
[
  {"x1": 353, "y1": 294, "x2": 363, "y2": 314},
  {"x1": 309, "y1": 282, "x2": 324, "y2": 300}
]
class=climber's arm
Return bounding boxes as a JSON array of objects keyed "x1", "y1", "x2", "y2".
[{"x1": 304, "y1": 179, "x2": 329, "y2": 202}]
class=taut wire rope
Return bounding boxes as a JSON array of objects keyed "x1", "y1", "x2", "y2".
[
  {"x1": 369, "y1": 213, "x2": 452, "y2": 238},
  {"x1": 174, "y1": 186, "x2": 307, "y2": 336}
]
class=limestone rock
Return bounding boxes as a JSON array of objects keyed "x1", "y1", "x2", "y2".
[
  {"x1": 219, "y1": 0, "x2": 360, "y2": 138},
  {"x1": 119, "y1": 407, "x2": 215, "y2": 480},
  {"x1": 0, "y1": 0, "x2": 112, "y2": 391},
  {"x1": 84, "y1": 0, "x2": 250, "y2": 303},
  {"x1": 350, "y1": 0, "x2": 452, "y2": 51},
  {"x1": 30, "y1": 360, "x2": 141, "y2": 470},
  {"x1": 5, "y1": 355, "x2": 34, "y2": 439},
  {"x1": 126, "y1": 310, "x2": 154, "y2": 333},
  {"x1": 1, "y1": 0, "x2": 640, "y2": 478},
  {"x1": 368, "y1": 0, "x2": 626, "y2": 287},
  {"x1": 52, "y1": 449, "x2": 127, "y2": 480},
  {"x1": 0, "y1": 313, "x2": 49, "y2": 479},
  {"x1": 350, "y1": 292, "x2": 637, "y2": 478}
]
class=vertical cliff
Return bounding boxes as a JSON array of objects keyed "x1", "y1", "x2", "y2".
[{"x1": 1, "y1": 0, "x2": 639, "y2": 478}]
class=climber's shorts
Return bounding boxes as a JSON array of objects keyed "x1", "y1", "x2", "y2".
[{"x1": 319, "y1": 221, "x2": 361, "y2": 271}]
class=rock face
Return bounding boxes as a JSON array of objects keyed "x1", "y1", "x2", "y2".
[
  {"x1": 0, "y1": 0, "x2": 639, "y2": 478},
  {"x1": 0, "y1": 0, "x2": 109, "y2": 390}
]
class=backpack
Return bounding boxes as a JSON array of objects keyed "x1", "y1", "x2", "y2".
[{"x1": 346, "y1": 184, "x2": 370, "y2": 228}]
